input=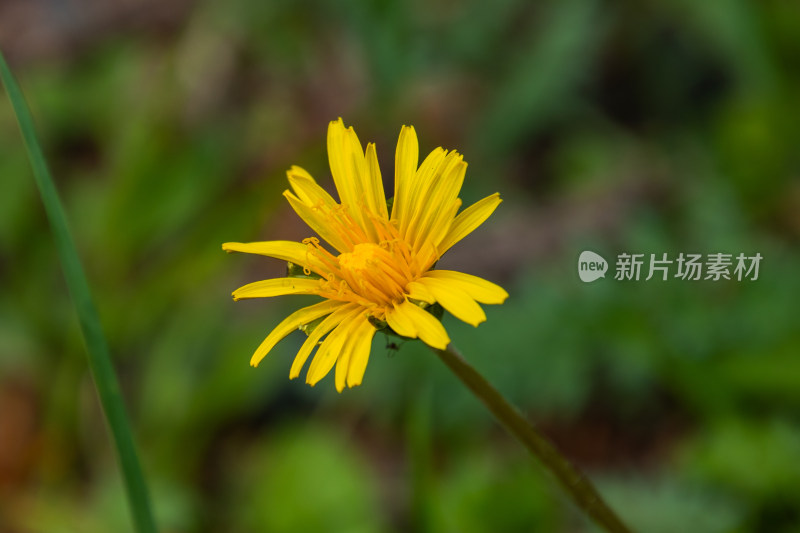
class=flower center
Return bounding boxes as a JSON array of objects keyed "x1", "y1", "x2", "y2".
[
  {"x1": 302, "y1": 212, "x2": 441, "y2": 318},
  {"x1": 338, "y1": 243, "x2": 383, "y2": 275},
  {"x1": 336, "y1": 242, "x2": 409, "y2": 306}
]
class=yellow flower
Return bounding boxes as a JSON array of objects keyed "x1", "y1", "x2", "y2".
[{"x1": 224, "y1": 119, "x2": 508, "y2": 391}]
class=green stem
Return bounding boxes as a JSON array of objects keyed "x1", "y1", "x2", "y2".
[
  {"x1": 0, "y1": 51, "x2": 158, "y2": 533},
  {"x1": 431, "y1": 343, "x2": 632, "y2": 533}
]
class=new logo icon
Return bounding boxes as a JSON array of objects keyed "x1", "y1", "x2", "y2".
[{"x1": 578, "y1": 251, "x2": 608, "y2": 282}]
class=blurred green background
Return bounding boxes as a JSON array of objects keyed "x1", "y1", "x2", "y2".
[{"x1": 1, "y1": 0, "x2": 799, "y2": 531}]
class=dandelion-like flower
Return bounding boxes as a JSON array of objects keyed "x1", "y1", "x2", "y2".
[{"x1": 224, "y1": 119, "x2": 508, "y2": 391}]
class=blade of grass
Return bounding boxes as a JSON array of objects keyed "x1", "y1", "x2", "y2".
[{"x1": 0, "y1": 50, "x2": 158, "y2": 533}]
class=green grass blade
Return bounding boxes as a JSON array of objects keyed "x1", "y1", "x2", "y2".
[{"x1": 0, "y1": 50, "x2": 158, "y2": 533}]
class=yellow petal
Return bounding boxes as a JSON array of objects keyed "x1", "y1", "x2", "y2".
[
  {"x1": 290, "y1": 303, "x2": 360, "y2": 379},
  {"x1": 334, "y1": 343, "x2": 351, "y2": 392},
  {"x1": 250, "y1": 300, "x2": 343, "y2": 367},
  {"x1": 232, "y1": 277, "x2": 320, "y2": 301},
  {"x1": 284, "y1": 190, "x2": 351, "y2": 252},
  {"x1": 364, "y1": 142, "x2": 388, "y2": 218},
  {"x1": 405, "y1": 280, "x2": 435, "y2": 303},
  {"x1": 416, "y1": 277, "x2": 486, "y2": 327},
  {"x1": 437, "y1": 192, "x2": 502, "y2": 254},
  {"x1": 327, "y1": 119, "x2": 378, "y2": 239},
  {"x1": 287, "y1": 166, "x2": 338, "y2": 208},
  {"x1": 426, "y1": 198, "x2": 462, "y2": 254},
  {"x1": 222, "y1": 240, "x2": 324, "y2": 273},
  {"x1": 346, "y1": 317, "x2": 377, "y2": 388},
  {"x1": 385, "y1": 301, "x2": 419, "y2": 339},
  {"x1": 414, "y1": 161, "x2": 466, "y2": 251},
  {"x1": 405, "y1": 151, "x2": 462, "y2": 250},
  {"x1": 287, "y1": 164, "x2": 314, "y2": 181},
  {"x1": 223, "y1": 240, "x2": 328, "y2": 277},
  {"x1": 345, "y1": 126, "x2": 369, "y2": 194},
  {"x1": 306, "y1": 312, "x2": 360, "y2": 386},
  {"x1": 327, "y1": 119, "x2": 361, "y2": 207},
  {"x1": 334, "y1": 313, "x2": 375, "y2": 392},
  {"x1": 387, "y1": 300, "x2": 450, "y2": 349},
  {"x1": 424, "y1": 270, "x2": 509, "y2": 304},
  {"x1": 391, "y1": 125, "x2": 419, "y2": 223},
  {"x1": 345, "y1": 127, "x2": 376, "y2": 235},
  {"x1": 401, "y1": 147, "x2": 446, "y2": 239}
]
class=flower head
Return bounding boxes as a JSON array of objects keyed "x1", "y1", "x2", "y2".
[{"x1": 224, "y1": 119, "x2": 507, "y2": 391}]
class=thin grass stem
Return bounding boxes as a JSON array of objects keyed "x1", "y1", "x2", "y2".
[{"x1": 0, "y1": 50, "x2": 158, "y2": 533}]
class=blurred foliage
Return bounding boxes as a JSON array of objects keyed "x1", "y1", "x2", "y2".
[{"x1": 1, "y1": 0, "x2": 799, "y2": 531}]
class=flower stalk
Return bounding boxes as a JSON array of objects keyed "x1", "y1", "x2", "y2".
[{"x1": 431, "y1": 343, "x2": 632, "y2": 533}]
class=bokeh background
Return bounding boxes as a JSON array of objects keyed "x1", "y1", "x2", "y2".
[{"x1": 1, "y1": 0, "x2": 799, "y2": 531}]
